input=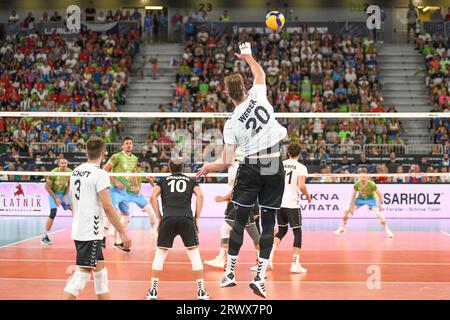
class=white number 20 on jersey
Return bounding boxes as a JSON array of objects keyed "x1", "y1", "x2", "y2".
[{"x1": 168, "y1": 179, "x2": 187, "y2": 193}]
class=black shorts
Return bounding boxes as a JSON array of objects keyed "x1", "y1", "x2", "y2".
[
  {"x1": 224, "y1": 201, "x2": 256, "y2": 225},
  {"x1": 232, "y1": 156, "x2": 285, "y2": 209},
  {"x1": 277, "y1": 208, "x2": 302, "y2": 228},
  {"x1": 157, "y1": 216, "x2": 199, "y2": 249},
  {"x1": 74, "y1": 240, "x2": 104, "y2": 269}
]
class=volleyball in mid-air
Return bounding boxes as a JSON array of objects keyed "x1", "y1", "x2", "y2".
[{"x1": 265, "y1": 10, "x2": 285, "y2": 31}]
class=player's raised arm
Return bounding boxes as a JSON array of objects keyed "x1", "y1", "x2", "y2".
[{"x1": 234, "y1": 42, "x2": 265, "y2": 86}]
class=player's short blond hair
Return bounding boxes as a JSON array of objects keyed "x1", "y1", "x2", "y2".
[{"x1": 224, "y1": 73, "x2": 245, "y2": 102}]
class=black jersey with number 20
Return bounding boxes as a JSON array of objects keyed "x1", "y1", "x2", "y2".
[{"x1": 158, "y1": 173, "x2": 199, "y2": 218}]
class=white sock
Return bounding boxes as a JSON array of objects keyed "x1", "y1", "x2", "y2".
[
  {"x1": 255, "y1": 257, "x2": 269, "y2": 281},
  {"x1": 292, "y1": 254, "x2": 300, "y2": 264},
  {"x1": 339, "y1": 221, "x2": 346, "y2": 230},
  {"x1": 219, "y1": 247, "x2": 227, "y2": 259},
  {"x1": 196, "y1": 279, "x2": 205, "y2": 291},
  {"x1": 225, "y1": 254, "x2": 238, "y2": 274},
  {"x1": 151, "y1": 278, "x2": 159, "y2": 290}
]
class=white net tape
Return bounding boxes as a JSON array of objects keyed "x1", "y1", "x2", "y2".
[
  {"x1": 0, "y1": 171, "x2": 448, "y2": 179},
  {"x1": 0, "y1": 111, "x2": 449, "y2": 118}
]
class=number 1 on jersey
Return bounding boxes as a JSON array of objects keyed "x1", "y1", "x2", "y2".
[{"x1": 287, "y1": 171, "x2": 293, "y2": 184}]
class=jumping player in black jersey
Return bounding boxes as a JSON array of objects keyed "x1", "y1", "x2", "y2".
[
  {"x1": 146, "y1": 159, "x2": 209, "y2": 300},
  {"x1": 197, "y1": 42, "x2": 287, "y2": 298}
]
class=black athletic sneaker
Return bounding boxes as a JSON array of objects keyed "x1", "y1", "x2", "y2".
[
  {"x1": 197, "y1": 289, "x2": 210, "y2": 300},
  {"x1": 101, "y1": 237, "x2": 106, "y2": 249},
  {"x1": 41, "y1": 234, "x2": 53, "y2": 245},
  {"x1": 113, "y1": 242, "x2": 130, "y2": 253},
  {"x1": 146, "y1": 288, "x2": 157, "y2": 300}
]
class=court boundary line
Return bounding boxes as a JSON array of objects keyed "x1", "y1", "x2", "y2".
[
  {"x1": 1, "y1": 259, "x2": 450, "y2": 266},
  {"x1": 0, "y1": 229, "x2": 66, "y2": 249},
  {"x1": 1, "y1": 277, "x2": 450, "y2": 285}
]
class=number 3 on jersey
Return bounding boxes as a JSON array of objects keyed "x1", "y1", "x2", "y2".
[
  {"x1": 74, "y1": 179, "x2": 81, "y2": 200},
  {"x1": 245, "y1": 106, "x2": 270, "y2": 137},
  {"x1": 168, "y1": 179, "x2": 187, "y2": 193}
]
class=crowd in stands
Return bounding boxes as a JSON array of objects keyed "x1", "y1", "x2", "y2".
[
  {"x1": 1, "y1": 12, "x2": 448, "y2": 182},
  {"x1": 415, "y1": 25, "x2": 449, "y2": 148},
  {"x1": 0, "y1": 24, "x2": 141, "y2": 174}
]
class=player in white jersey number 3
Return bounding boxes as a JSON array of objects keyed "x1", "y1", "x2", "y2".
[
  {"x1": 63, "y1": 137, "x2": 131, "y2": 300},
  {"x1": 197, "y1": 42, "x2": 287, "y2": 298}
]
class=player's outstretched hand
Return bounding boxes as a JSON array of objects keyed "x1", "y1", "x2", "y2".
[
  {"x1": 214, "y1": 196, "x2": 224, "y2": 203},
  {"x1": 196, "y1": 163, "x2": 210, "y2": 179},
  {"x1": 120, "y1": 231, "x2": 132, "y2": 250},
  {"x1": 234, "y1": 42, "x2": 253, "y2": 61}
]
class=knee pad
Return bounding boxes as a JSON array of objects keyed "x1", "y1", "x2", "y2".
[
  {"x1": 245, "y1": 223, "x2": 260, "y2": 246},
  {"x1": 275, "y1": 225, "x2": 288, "y2": 240},
  {"x1": 186, "y1": 247, "x2": 203, "y2": 271},
  {"x1": 49, "y1": 208, "x2": 57, "y2": 220},
  {"x1": 152, "y1": 248, "x2": 168, "y2": 271},
  {"x1": 64, "y1": 270, "x2": 91, "y2": 297},
  {"x1": 292, "y1": 227, "x2": 302, "y2": 248},
  {"x1": 93, "y1": 267, "x2": 109, "y2": 295},
  {"x1": 220, "y1": 221, "x2": 232, "y2": 240},
  {"x1": 259, "y1": 208, "x2": 276, "y2": 259},
  {"x1": 235, "y1": 205, "x2": 252, "y2": 227}
]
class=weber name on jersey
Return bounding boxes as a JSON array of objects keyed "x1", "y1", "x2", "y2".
[
  {"x1": 158, "y1": 173, "x2": 199, "y2": 218},
  {"x1": 223, "y1": 84, "x2": 287, "y2": 156},
  {"x1": 70, "y1": 163, "x2": 110, "y2": 241},
  {"x1": 281, "y1": 159, "x2": 308, "y2": 209}
]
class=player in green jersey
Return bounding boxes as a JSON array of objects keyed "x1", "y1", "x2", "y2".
[
  {"x1": 103, "y1": 137, "x2": 156, "y2": 252},
  {"x1": 42, "y1": 158, "x2": 72, "y2": 245},
  {"x1": 335, "y1": 167, "x2": 394, "y2": 238}
]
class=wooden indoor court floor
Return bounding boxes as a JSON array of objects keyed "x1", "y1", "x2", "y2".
[{"x1": 1, "y1": 222, "x2": 450, "y2": 300}]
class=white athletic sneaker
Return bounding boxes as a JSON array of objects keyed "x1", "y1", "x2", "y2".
[
  {"x1": 197, "y1": 289, "x2": 210, "y2": 300},
  {"x1": 386, "y1": 230, "x2": 394, "y2": 238},
  {"x1": 290, "y1": 262, "x2": 307, "y2": 274},
  {"x1": 204, "y1": 256, "x2": 225, "y2": 269},
  {"x1": 334, "y1": 228, "x2": 345, "y2": 235},
  {"x1": 220, "y1": 271, "x2": 237, "y2": 287},
  {"x1": 249, "y1": 276, "x2": 267, "y2": 298},
  {"x1": 146, "y1": 288, "x2": 157, "y2": 300}
]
